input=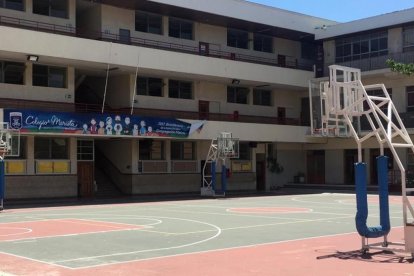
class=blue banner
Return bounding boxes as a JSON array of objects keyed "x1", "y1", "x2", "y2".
[{"x1": 5, "y1": 109, "x2": 192, "y2": 138}]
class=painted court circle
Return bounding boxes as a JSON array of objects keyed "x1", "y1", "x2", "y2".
[{"x1": 227, "y1": 207, "x2": 312, "y2": 214}]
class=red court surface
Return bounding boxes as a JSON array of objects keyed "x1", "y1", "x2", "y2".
[
  {"x1": 0, "y1": 219, "x2": 143, "y2": 242},
  {"x1": 0, "y1": 227, "x2": 412, "y2": 276}
]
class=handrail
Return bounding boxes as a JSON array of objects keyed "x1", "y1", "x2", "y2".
[{"x1": 0, "y1": 14, "x2": 313, "y2": 71}]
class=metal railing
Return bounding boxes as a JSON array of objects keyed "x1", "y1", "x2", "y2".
[
  {"x1": 324, "y1": 51, "x2": 414, "y2": 76},
  {"x1": 0, "y1": 14, "x2": 314, "y2": 71}
]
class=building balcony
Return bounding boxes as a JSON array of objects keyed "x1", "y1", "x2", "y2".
[
  {"x1": 323, "y1": 50, "x2": 414, "y2": 76},
  {"x1": 0, "y1": 14, "x2": 314, "y2": 72},
  {"x1": 0, "y1": 98, "x2": 306, "y2": 127}
]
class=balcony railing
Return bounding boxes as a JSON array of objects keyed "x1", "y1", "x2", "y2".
[
  {"x1": 0, "y1": 15, "x2": 314, "y2": 71},
  {"x1": 0, "y1": 98, "x2": 306, "y2": 126},
  {"x1": 324, "y1": 51, "x2": 414, "y2": 76}
]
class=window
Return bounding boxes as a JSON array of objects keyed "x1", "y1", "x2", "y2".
[
  {"x1": 33, "y1": 64, "x2": 66, "y2": 88},
  {"x1": 137, "y1": 77, "x2": 163, "y2": 97},
  {"x1": 335, "y1": 32, "x2": 388, "y2": 62},
  {"x1": 169, "y1": 80, "x2": 192, "y2": 99},
  {"x1": 227, "y1": 29, "x2": 249, "y2": 49},
  {"x1": 169, "y1": 18, "x2": 193, "y2": 40},
  {"x1": 238, "y1": 143, "x2": 251, "y2": 160},
  {"x1": 227, "y1": 86, "x2": 249, "y2": 104},
  {"x1": 253, "y1": 89, "x2": 272, "y2": 106},
  {"x1": 171, "y1": 141, "x2": 195, "y2": 160},
  {"x1": 0, "y1": 61, "x2": 24, "y2": 85},
  {"x1": 0, "y1": 0, "x2": 24, "y2": 11},
  {"x1": 139, "y1": 140, "x2": 164, "y2": 160},
  {"x1": 5, "y1": 136, "x2": 26, "y2": 159},
  {"x1": 253, "y1": 33, "x2": 272, "y2": 53},
  {"x1": 403, "y1": 25, "x2": 414, "y2": 52},
  {"x1": 33, "y1": 0, "x2": 68, "y2": 18},
  {"x1": 407, "y1": 86, "x2": 414, "y2": 112},
  {"x1": 34, "y1": 137, "x2": 68, "y2": 159},
  {"x1": 135, "y1": 11, "x2": 162, "y2": 35},
  {"x1": 77, "y1": 140, "x2": 94, "y2": 161}
]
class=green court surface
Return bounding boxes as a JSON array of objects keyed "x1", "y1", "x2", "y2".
[{"x1": 0, "y1": 193, "x2": 410, "y2": 275}]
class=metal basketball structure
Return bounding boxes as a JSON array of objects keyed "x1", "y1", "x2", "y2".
[
  {"x1": 0, "y1": 122, "x2": 20, "y2": 211},
  {"x1": 201, "y1": 132, "x2": 239, "y2": 196},
  {"x1": 309, "y1": 65, "x2": 414, "y2": 257}
]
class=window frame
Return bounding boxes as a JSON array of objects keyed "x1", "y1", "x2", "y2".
[
  {"x1": 33, "y1": 64, "x2": 67, "y2": 88},
  {"x1": 168, "y1": 80, "x2": 193, "y2": 99},
  {"x1": 33, "y1": 0, "x2": 68, "y2": 19},
  {"x1": 0, "y1": 61, "x2": 25, "y2": 85},
  {"x1": 227, "y1": 86, "x2": 249, "y2": 104},
  {"x1": 253, "y1": 89, "x2": 272, "y2": 106},
  {"x1": 407, "y1": 86, "x2": 414, "y2": 112},
  {"x1": 171, "y1": 141, "x2": 195, "y2": 160},
  {"x1": 135, "y1": 11, "x2": 163, "y2": 35},
  {"x1": 139, "y1": 140, "x2": 165, "y2": 160},
  {"x1": 253, "y1": 33, "x2": 273, "y2": 53},
  {"x1": 136, "y1": 77, "x2": 163, "y2": 97},
  {"x1": 0, "y1": 0, "x2": 24, "y2": 11},
  {"x1": 168, "y1": 17, "x2": 193, "y2": 40},
  {"x1": 34, "y1": 137, "x2": 69, "y2": 160},
  {"x1": 403, "y1": 25, "x2": 414, "y2": 52},
  {"x1": 227, "y1": 28, "x2": 249, "y2": 49}
]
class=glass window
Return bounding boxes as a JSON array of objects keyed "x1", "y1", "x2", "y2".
[
  {"x1": 238, "y1": 143, "x2": 251, "y2": 160},
  {"x1": 169, "y1": 18, "x2": 193, "y2": 40},
  {"x1": 139, "y1": 140, "x2": 164, "y2": 160},
  {"x1": 335, "y1": 32, "x2": 388, "y2": 62},
  {"x1": 33, "y1": 0, "x2": 67, "y2": 18},
  {"x1": 137, "y1": 77, "x2": 163, "y2": 97},
  {"x1": 227, "y1": 28, "x2": 248, "y2": 49},
  {"x1": 403, "y1": 25, "x2": 414, "y2": 52},
  {"x1": 135, "y1": 11, "x2": 162, "y2": 35},
  {"x1": 6, "y1": 136, "x2": 26, "y2": 159},
  {"x1": 253, "y1": 89, "x2": 272, "y2": 106},
  {"x1": 0, "y1": 61, "x2": 24, "y2": 85},
  {"x1": 34, "y1": 137, "x2": 68, "y2": 159},
  {"x1": 0, "y1": 0, "x2": 24, "y2": 10},
  {"x1": 33, "y1": 64, "x2": 66, "y2": 88},
  {"x1": 227, "y1": 86, "x2": 249, "y2": 104},
  {"x1": 77, "y1": 140, "x2": 94, "y2": 161},
  {"x1": 171, "y1": 141, "x2": 195, "y2": 160},
  {"x1": 253, "y1": 33, "x2": 272, "y2": 53},
  {"x1": 407, "y1": 86, "x2": 414, "y2": 111},
  {"x1": 168, "y1": 80, "x2": 193, "y2": 99}
]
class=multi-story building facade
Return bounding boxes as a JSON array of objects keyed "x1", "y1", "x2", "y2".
[{"x1": 0, "y1": 0, "x2": 412, "y2": 199}]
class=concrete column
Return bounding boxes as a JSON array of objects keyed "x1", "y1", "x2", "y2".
[
  {"x1": 70, "y1": 137, "x2": 77, "y2": 174},
  {"x1": 165, "y1": 140, "x2": 171, "y2": 172},
  {"x1": 388, "y1": 27, "x2": 403, "y2": 54},
  {"x1": 26, "y1": 136, "x2": 35, "y2": 175}
]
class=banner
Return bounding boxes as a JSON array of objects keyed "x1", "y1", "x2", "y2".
[{"x1": 4, "y1": 109, "x2": 192, "y2": 138}]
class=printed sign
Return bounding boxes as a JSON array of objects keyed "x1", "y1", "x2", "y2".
[{"x1": 4, "y1": 109, "x2": 192, "y2": 138}]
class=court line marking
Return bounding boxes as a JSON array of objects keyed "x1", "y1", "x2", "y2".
[
  {"x1": 53, "y1": 216, "x2": 222, "y2": 265},
  {"x1": 0, "y1": 227, "x2": 32, "y2": 237},
  {"x1": 71, "y1": 226, "x2": 405, "y2": 270}
]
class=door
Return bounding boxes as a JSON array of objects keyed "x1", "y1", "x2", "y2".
[
  {"x1": 78, "y1": 162, "x2": 94, "y2": 198},
  {"x1": 199, "y1": 100, "x2": 209, "y2": 120},
  {"x1": 119, "y1": 29, "x2": 131, "y2": 44},
  {"x1": 301, "y1": 97, "x2": 310, "y2": 126},
  {"x1": 344, "y1": 149, "x2": 360, "y2": 184},
  {"x1": 256, "y1": 160, "x2": 266, "y2": 191},
  {"x1": 307, "y1": 150, "x2": 325, "y2": 184},
  {"x1": 370, "y1": 149, "x2": 393, "y2": 185},
  {"x1": 199, "y1": 42, "x2": 209, "y2": 56},
  {"x1": 277, "y1": 107, "x2": 286, "y2": 124}
]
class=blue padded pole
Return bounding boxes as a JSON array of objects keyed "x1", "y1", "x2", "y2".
[
  {"x1": 0, "y1": 160, "x2": 4, "y2": 210},
  {"x1": 211, "y1": 161, "x2": 216, "y2": 192},
  {"x1": 221, "y1": 164, "x2": 227, "y2": 193},
  {"x1": 377, "y1": 156, "x2": 391, "y2": 234}
]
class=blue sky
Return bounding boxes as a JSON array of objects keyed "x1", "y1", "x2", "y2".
[{"x1": 248, "y1": 0, "x2": 414, "y2": 22}]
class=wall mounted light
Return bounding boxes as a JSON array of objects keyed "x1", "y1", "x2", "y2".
[
  {"x1": 232, "y1": 79, "x2": 240, "y2": 85},
  {"x1": 27, "y1": 55, "x2": 39, "y2": 62}
]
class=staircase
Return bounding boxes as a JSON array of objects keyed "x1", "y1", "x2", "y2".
[{"x1": 94, "y1": 166, "x2": 123, "y2": 198}]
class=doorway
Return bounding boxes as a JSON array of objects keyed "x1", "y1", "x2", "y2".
[
  {"x1": 256, "y1": 157, "x2": 266, "y2": 191},
  {"x1": 307, "y1": 150, "x2": 325, "y2": 184},
  {"x1": 77, "y1": 139, "x2": 95, "y2": 198},
  {"x1": 370, "y1": 149, "x2": 393, "y2": 185}
]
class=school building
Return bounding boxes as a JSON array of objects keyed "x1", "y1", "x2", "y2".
[{"x1": 0, "y1": 0, "x2": 413, "y2": 199}]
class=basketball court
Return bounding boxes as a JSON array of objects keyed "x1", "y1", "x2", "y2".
[{"x1": 0, "y1": 193, "x2": 413, "y2": 275}]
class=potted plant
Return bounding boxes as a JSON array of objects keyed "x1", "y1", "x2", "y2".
[{"x1": 267, "y1": 157, "x2": 284, "y2": 174}]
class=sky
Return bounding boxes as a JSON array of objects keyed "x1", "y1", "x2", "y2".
[{"x1": 248, "y1": 0, "x2": 414, "y2": 22}]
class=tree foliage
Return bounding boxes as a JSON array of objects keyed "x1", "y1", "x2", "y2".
[{"x1": 386, "y1": 59, "x2": 414, "y2": 76}]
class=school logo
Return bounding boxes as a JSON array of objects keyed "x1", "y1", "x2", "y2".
[{"x1": 9, "y1": 112, "x2": 22, "y2": 129}]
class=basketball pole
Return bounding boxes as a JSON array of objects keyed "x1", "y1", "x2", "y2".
[{"x1": 0, "y1": 158, "x2": 4, "y2": 211}]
